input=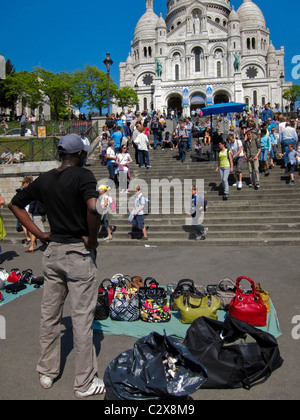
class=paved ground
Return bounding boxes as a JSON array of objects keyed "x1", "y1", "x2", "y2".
[{"x1": 0, "y1": 242, "x2": 299, "y2": 401}]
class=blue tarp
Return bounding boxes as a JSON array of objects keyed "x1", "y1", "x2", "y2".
[{"x1": 201, "y1": 102, "x2": 247, "y2": 116}]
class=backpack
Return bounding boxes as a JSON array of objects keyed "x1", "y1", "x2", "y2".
[{"x1": 151, "y1": 121, "x2": 159, "y2": 130}]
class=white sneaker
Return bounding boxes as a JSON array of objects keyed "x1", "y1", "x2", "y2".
[
  {"x1": 238, "y1": 181, "x2": 242, "y2": 189},
  {"x1": 75, "y1": 376, "x2": 106, "y2": 399},
  {"x1": 202, "y1": 227, "x2": 209, "y2": 237},
  {"x1": 232, "y1": 182, "x2": 237, "y2": 187},
  {"x1": 40, "y1": 375, "x2": 53, "y2": 389}
]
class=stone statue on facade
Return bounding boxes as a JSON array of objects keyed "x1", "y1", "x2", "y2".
[
  {"x1": 193, "y1": 14, "x2": 201, "y2": 34},
  {"x1": 155, "y1": 59, "x2": 162, "y2": 78},
  {"x1": 233, "y1": 52, "x2": 240, "y2": 72}
]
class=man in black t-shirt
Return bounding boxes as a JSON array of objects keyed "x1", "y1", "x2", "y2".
[{"x1": 9, "y1": 134, "x2": 105, "y2": 398}]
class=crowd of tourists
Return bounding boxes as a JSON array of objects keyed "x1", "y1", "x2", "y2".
[
  {"x1": 98, "y1": 105, "x2": 300, "y2": 203},
  {"x1": 1, "y1": 104, "x2": 300, "y2": 246}
]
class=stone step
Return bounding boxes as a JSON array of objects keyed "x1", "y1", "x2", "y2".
[{"x1": 92, "y1": 237, "x2": 300, "y2": 247}]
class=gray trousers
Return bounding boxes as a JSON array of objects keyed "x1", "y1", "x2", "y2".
[
  {"x1": 37, "y1": 242, "x2": 99, "y2": 392},
  {"x1": 247, "y1": 159, "x2": 260, "y2": 186}
]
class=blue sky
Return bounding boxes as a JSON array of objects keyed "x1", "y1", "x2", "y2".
[{"x1": 1, "y1": 0, "x2": 298, "y2": 88}]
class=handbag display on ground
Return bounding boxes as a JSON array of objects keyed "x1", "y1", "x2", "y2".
[
  {"x1": 138, "y1": 277, "x2": 171, "y2": 323},
  {"x1": 184, "y1": 316, "x2": 283, "y2": 390},
  {"x1": 228, "y1": 276, "x2": 267, "y2": 327}
]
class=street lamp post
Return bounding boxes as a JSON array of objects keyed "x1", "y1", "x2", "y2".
[
  {"x1": 103, "y1": 53, "x2": 113, "y2": 115},
  {"x1": 280, "y1": 72, "x2": 285, "y2": 113}
]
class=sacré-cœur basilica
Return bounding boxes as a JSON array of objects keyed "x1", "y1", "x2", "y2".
[{"x1": 119, "y1": 0, "x2": 291, "y2": 116}]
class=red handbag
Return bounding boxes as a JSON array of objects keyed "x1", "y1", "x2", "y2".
[
  {"x1": 7, "y1": 269, "x2": 21, "y2": 283},
  {"x1": 228, "y1": 276, "x2": 267, "y2": 327},
  {"x1": 98, "y1": 279, "x2": 115, "y2": 305}
]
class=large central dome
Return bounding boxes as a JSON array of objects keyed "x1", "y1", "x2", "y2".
[
  {"x1": 237, "y1": 0, "x2": 266, "y2": 30},
  {"x1": 167, "y1": 0, "x2": 231, "y2": 13}
]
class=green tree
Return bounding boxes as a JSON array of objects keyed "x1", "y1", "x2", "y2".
[
  {"x1": 0, "y1": 59, "x2": 18, "y2": 113},
  {"x1": 34, "y1": 68, "x2": 73, "y2": 120},
  {"x1": 115, "y1": 86, "x2": 139, "y2": 111},
  {"x1": 73, "y1": 66, "x2": 118, "y2": 116},
  {"x1": 4, "y1": 71, "x2": 44, "y2": 112},
  {"x1": 282, "y1": 85, "x2": 300, "y2": 104}
]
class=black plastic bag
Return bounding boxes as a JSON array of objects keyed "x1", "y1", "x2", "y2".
[
  {"x1": 104, "y1": 331, "x2": 207, "y2": 400},
  {"x1": 184, "y1": 316, "x2": 283, "y2": 390}
]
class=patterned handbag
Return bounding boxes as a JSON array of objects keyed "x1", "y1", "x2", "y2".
[
  {"x1": 109, "y1": 294, "x2": 140, "y2": 322},
  {"x1": 138, "y1": 277, "x2": 171, "y2": 323},
  {"x1": 110, "y1": 276, "x2": 140, "y2": 322}
]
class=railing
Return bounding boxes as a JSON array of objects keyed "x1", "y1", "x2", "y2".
[
  {"x1": 0, "y1": 137, "x2": 59, "y2": 161},
  {"x1": 46, "y1": 121, "x2": 93, "y2": 136},
  {"x1": 0, "y1": 120, "x2": 100, "y2": 162}
]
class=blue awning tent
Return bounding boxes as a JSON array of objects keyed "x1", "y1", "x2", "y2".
[
  {"x1": 201, "y1": 102, "x2": 247, "y2": 136},
  {"x1": 201, "y1": 102, "x2": 247, "y2": 117}
]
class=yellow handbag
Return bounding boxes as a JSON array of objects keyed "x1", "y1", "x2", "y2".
[
  {"x1": 0, "y1": 214, "x2": 6, "y2": 241},
  {"x1": 256, "y1": 283, "x2": 271, "y2": 313},
  {"x1": 174, "y1": 292, "x2": 221, "y2": 324}
]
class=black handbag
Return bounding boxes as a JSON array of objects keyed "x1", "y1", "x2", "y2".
[
  {"x1": 184, "y1": 316, "x2": 284, "y2": 390},
  {"x1": 94, "y1": 279, "x2": 114, "y2": 321},
  {"x1": 5, "y1": 283, "x2": 27, "y2": 294}
]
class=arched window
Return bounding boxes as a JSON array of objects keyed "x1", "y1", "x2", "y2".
[
  {"x1": 217, "y1": 61, "x2": 222, "y2": 77},
  {"x1": 175, "y1": 64, "x2": 179, "y2": 81},
  {"x1": 252, "y1": 38, "x2": 256, "y2": 50},
  {"x1": 247, "y1": 38, "x2": 251, "y2": 50},
  {"x1": 148, "y1": 47, "x2": 152, "y2": 58},
  {"x1": 144, "y1": 47, "x2": 147, "y2": 58},
  {"x1": 193, "y1": 47, "x2": 203, "y2": 73},
  {"x1": 143, "y1": 98, "x2": 148, "y2": 110},
  {"x1": 253, "y1": 90, "x2": 258, "y2": 106}
]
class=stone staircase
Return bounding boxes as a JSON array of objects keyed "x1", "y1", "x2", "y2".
[
  {"x1": 2, "y1": 136, "x2": 300, "y2": 247},
  {"x1": 88, "y1": 137, "x2": 300, "y2": 246}
]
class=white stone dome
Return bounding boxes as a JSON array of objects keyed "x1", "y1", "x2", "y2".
[
  {"x1": 134, "y1": 7, "x2": 159, "y2": 41},
  {"x1": 237, "y1": 0, "x2": 266, "y2": 30}
]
